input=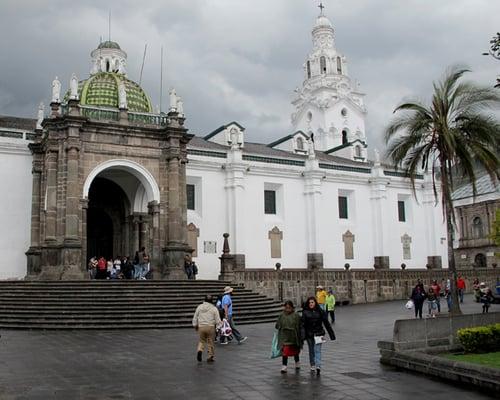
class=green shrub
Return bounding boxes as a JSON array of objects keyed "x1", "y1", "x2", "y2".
[{"x1": 457, "y1": 323, "x2": 500, "y2": 353}]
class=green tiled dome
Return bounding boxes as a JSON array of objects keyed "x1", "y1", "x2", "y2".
[{"x1": 76, "y1": 72, "x2": 152, "y2": 113}]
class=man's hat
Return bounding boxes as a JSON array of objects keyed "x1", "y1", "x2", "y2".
[
  {"x1": 223, "y1": 286, "x2": 234, "y2": 294},
  {"x1": 316, "y1": 285, "x2": 324, "y2": 290}
]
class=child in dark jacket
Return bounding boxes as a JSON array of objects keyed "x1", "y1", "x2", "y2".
[{"x1": 275, "y1": 300, "x2": 302, "y2": 373}]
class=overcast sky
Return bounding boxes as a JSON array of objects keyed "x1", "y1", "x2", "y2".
[{"x1": 0, "y1": 0, "x2": 498, "y2": 154}]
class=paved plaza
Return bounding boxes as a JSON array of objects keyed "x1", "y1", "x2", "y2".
[{"x1": 0, "y1": 295, "x2": 496, "y2": 400}]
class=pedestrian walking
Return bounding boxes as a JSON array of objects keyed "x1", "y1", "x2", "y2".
[
  {"x1": 430, "y1": 280, "x2": 441, "y2": 313},
  {"x1": 275, "y1": 300, "x2": 302, "y2": 374},
  {"x1": 427, "y1": 287, "x2": 438, "y2": 318},
  {"x1": 457, "y1": 275, "x2": 466, "y2": 303},
  {"x1": 410, "y1": 283, "x2": 426, "y2": 319},
  {"x1": 325, "y1": 289, "x2": 336, "y2": 324},
  {"x1": 315, "y1": 286, "x2": 327, "y2": 311},
  {"x1": 220, "y1": 286, "x2": 247, "y2": 345},
  {"x1": 301, "y1": 296, "x2": 335, "y2": 376},
  {"x1": 479, "y1": 283, "x2": 494, "y2": 313},
  {"x1": 444, "y1": 279, "x2": 452, "y2": 312},
  {"x1": 192, "y1": 295, "x2": 222, "y2": 363}
]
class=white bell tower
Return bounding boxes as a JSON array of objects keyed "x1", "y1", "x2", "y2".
[{"x1": 291, "y1": 5, "x2": 368, "y2": 158}]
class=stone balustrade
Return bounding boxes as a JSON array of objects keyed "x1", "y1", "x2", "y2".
[{"x1": 225, "y1": 268, "x2": 499, "y2": 306}]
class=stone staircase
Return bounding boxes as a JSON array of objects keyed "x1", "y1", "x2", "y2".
[{"x1": 0, "y1": 280, "x2": 282, "y2": 329}]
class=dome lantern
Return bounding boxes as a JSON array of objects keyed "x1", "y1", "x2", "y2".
[{"x1": 90, "y1": 40, "x2": 127, "y2": 76}]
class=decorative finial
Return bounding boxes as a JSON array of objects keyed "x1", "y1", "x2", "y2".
[{"x1": 318, "y1": 2, "x2": 325, "y2": 15}]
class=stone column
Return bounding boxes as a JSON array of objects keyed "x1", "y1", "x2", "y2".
[
  {"x1": 423, "y1": 172, "x2": 442, "y2": 269},
  {"x1": 225, "y1": 145, "x2": 247, "y2": 255},
  {"x1": 370, "y1": 163, "x2": 390, "y2": 269},
  {"x1": 133, "y1": 217, "x2": 140, "y2": 254},
  {"x1": 26, "y1": 153, "x2": 43, "y2": 277},
  {"x1": 140, "y1": 219, "x2": 148, "y2": 250},
  {"x1": 64, "y1": 143, "x2": 80, "y2": 241},
  {"x1": 44, "y1": 148, "x2": 58, "y2": 241},
  {"x1": 304, "y1": 154, "x2": 324, "y2": 268},
  {"x1": 80, "y1": 198, "x2": 89, "y2": 272},
  {"x1": 148, "y1": 201, "x2": 161, "y2": 272}
]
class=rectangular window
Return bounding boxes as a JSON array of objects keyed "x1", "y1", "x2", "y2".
[
  {"x1": 186, "y1": 184, "x2": 195, "y2": 210},
  {"x1": 398, "y1": 200, "x2": 406, "y2": 222},
  {"x1": 338, "y1": 196, "x2": 348, "y2": 219},
  {"x1": 264, "y1": 190, "x2": 276, "y2": 214}
]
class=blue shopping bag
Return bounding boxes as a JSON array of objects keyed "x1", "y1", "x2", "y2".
[{"x1": 270, "y1": 331, "x2": 282, "y2": 359}]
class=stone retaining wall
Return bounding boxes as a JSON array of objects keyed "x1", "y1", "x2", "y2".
[{"x1": 227, "y1": 268, "x2": 499, "y2": 306}]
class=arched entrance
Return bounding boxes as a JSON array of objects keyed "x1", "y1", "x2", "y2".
[
  {"x1": 474, "y1": 253, "x2": 487, "y2": 269},
  {"x1": 83, "y1": 160, "x2": 161, "y2": 268}
]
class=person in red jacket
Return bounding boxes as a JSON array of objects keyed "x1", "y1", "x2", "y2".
[
  {"x1": 457, "y1": 275, "x2": 466, "y2": 303},
  {"x1": 430, "y1": 280, "x2": 441, "y2": 313},
  {"x1": 96, "y1": 256, "x2": 107, "y2": 280}
]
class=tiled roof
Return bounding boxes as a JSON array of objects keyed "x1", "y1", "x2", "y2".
[
  {"x1": 0, "y1": 115, "x2": 36, "y2": 131},
  {"x1": 452, "y1": 174, "x2": 499, "y2": 200}
]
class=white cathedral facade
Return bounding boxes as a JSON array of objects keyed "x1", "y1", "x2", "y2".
[{"x1": 0, "y1": 11, "x2": 448, "y2": 280}]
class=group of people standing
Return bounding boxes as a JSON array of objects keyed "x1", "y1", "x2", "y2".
[
  {"x1": 410, "y1": 275, "x2": 495, "y2": 317},
  {"x1": 87, "y1": 247, "x2": 150, "y2": 280}
]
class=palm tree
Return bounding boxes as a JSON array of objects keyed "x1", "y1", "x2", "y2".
[{"x1": 384, "y1": 66, "x2": 500, "y2": 315}]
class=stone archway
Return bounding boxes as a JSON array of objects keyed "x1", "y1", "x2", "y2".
[{"x1": 82, "y1": 160, "x2": 161, "y2": 271}]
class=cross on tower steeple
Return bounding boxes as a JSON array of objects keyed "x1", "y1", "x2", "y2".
[{"x1": 318, "y1": 2, "x2": 325, "y2": 15}]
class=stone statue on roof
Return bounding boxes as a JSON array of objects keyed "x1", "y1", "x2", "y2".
[
  {"x1": 177, "y1": 96, "x2": 184, "y2": 116},
  {"x1": 51, "y1": 76, "x2": 61, "y2": 103},
  {"x1": 36, "y1": 102, "x2": 44, "y2": 130},
  {"x1": 69, "y1": 73, "x2": 79, "y2": 100},
  {"x1": 169, "y1": 88, "x2": 177, "y2": 112},
  {"x1": 118, "y1": 81, "x2": 127, "y2": 109}
]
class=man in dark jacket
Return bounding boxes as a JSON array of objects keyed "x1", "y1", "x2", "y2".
[{"x1": 301, "y1": 296, "x2": 335, "y2": 375}]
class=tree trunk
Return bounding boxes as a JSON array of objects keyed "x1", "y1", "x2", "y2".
[{"x1": 445, "y1": 203, "x2": 462, "y2": 315}]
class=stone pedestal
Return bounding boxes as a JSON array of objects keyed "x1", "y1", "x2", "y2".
[
  {"x1": 427, "y1": 256, "x2": 443, "y2": 269},
  {"x1": 374, "y1": 256, "x2": 390, "y2": 270},
  {"x1": 219, "y1": 254, "x2": 246, "y2": 281},
  {"x1": 307, "y1": 253, "x2": 324, "y2": 269},
  {"x1": 25, "y1": 247, "x2": 42, "y2": 278}
]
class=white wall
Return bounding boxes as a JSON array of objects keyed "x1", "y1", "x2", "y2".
[
  {"x1": 186, "y1": 151, "x2": 449, "y2": 279},
  {"x1": 0, "y1": 138, "x2": 32, "y2": 279}
]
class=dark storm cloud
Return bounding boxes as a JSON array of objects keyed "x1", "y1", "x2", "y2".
[{"x1": 0, "y1": 0, "x2": 498, "y2": 152}]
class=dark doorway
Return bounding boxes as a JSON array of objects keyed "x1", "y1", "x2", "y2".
[
  {"x1": 474, "y1": 253, "x2": 487, "y2": 269},
  {"x1": 87, "y1": 208, "x2": 113, "y2": 259},
  {"x1": 86, "y1": 177, "x2": 129, "y2": 262}
]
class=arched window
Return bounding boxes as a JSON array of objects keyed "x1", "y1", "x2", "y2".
[
  {"x1": 337, "y1": 57, "x2": 342, "y2": 74},
  {"x1": 106, "y1": 60, "x2": 110, "y2": 72},
  {"x1": 306, "y1": 61, "x2": 311, "y2": 79},
  {"x1": 342, "y1": 130, "x2": 348, "y2": 145},
  {"x1": 320, "y1": 56, "x2": 327, "y2": 74},
  {"x1": 472, "y1": 217, "x2": 483, "y2": 239},
  {"x1": 296, "y1": 137, "x2": 304, "y2": 150},
  {"x1": 355, "y1": 145, "x2": 362, "y2": 157}
]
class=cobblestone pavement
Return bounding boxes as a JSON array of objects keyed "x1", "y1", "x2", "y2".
[{"x1": 0, "y1": 295, "x2": 496, "y2": 400}]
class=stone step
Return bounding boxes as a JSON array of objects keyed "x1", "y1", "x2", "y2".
[
  {"x1": 0, "y1": 280, "x2": 281, "y2": 330},
  {"x1": 0, "y1": 317, "x2": 278, "y2": 330}
]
